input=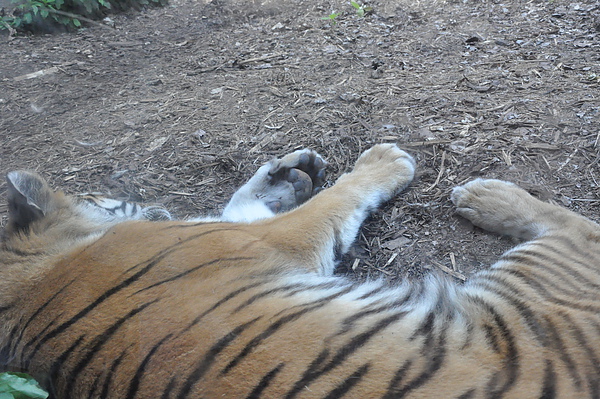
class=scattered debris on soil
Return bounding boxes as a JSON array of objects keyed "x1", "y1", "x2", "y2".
[{"x1": 1, "y1": 0, "x2": 599, "y2": 283}]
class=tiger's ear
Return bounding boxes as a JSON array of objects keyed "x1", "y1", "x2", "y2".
[{"x1": 6, "y1": 171, "x2": 55, "y2": 232}]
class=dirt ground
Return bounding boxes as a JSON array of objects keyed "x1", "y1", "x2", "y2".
[{"x1": 1, "y1": 0, "x2": 599, "y2": 283}]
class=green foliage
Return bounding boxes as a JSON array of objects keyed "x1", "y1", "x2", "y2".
[
  {"x1": 0, "y1": 373, "x2": 48, "y2": 399},
  {"x1": 350, "y1": 1, "x2": 372, "y2": 17},
  {"x1": 321, "y1": 2, "x2": 372, "y2": 25},
  {"x1": 321, "y1": 11, "x2": 340, "y2": 24},
  {"x1": 0, "y1": 0, "x2": 166, "y2": 32}
]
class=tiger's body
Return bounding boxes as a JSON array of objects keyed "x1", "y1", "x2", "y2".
[{"x1": 1, "y1": 144, "x2": 599, "y2": 398}]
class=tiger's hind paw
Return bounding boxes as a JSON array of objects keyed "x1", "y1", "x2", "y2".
[
  {"x1": 451, "y1": 179, "x2": 542, "y2": 240},
  {"x1": 222, "y1": 149, "x2": 327, "y2": 222},
  {"x1": 265, "y1": 149, "x2": 327, "y2": 212},
  {"x1": 141, "y1": 206, "x2": 172, "y2": 221}
]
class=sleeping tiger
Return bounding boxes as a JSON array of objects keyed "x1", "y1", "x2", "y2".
[{"x1": 1, "y1": 144, "x2": 599, "y2": 398}]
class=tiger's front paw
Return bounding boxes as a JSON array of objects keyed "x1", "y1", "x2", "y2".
[
  {"x1": 351, "y1": 144, "x2": 416, "y2": 201},
  {"x1": 451, "y1": 179, "x2": 542, "y2": 239}
]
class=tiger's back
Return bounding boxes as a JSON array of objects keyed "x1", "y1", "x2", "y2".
[{"x1": 1, "y1": 145, "x2": 599, "y2": 398}]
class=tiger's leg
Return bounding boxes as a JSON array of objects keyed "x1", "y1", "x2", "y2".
[
  {"x1": 256, "y1": 144, "x2": 415, "y2": 275},
  {"x1": 221, "y1": 149, "x2": 327, "y2": 222},
  {"x1": 450, "y1": 178, "x2": 600, "y2": 240},
  {"x1": 450, "y1": 181, "x2": 600, "y2": 397}
]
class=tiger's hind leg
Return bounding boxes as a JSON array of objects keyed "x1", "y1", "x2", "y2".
[
  {"x1": 451, "y1": 178, "x2": 599, "y2": 241},
  {"x1": 450, "y1": 180, "x2": 600, "y2": 397},
  {"x1": 221, "y1": 149, "x2": 327, "y2": 222},
  {"x1": 255, "y1": 144, "x2": 415, "y2": 275}
]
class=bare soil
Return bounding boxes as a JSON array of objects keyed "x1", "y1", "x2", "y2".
[{"x1": 1, "y1": 0, "x2": 599, "y2": 283}]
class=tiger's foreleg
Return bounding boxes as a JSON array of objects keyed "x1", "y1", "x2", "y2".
[{"x1": 257, "y1": 144, "x2": 416, "y2": 275}]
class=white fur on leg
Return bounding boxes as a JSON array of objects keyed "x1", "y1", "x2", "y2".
[
  {"x1": 221, "y1": 200, "x2": 276, "y2": 223},
  {"x1": 188, "y1": 164, "x2": 279, "y2": 223},
  {"x1": 220, "y1": 164, "x2": 278, "y2": 222}
]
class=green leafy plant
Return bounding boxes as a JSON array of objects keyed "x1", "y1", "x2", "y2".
[
  {"x1": 0, "y1": 0, "x2": 165, "y2": 33},
  {"x1": 321, "y1": 11, "x2": 340, "y2": 24},
  {"x1": 320, "y1": 2, "x2": 372, "y2": 25},
  {"x1": 350, "y1": 1, "x2": 372, "y2": 17},
  {"x1": 0, "y1": 372, "x2": 49, "y2": 399},
  {"x1": 1, "y1": 0, "x2": 97, "y2": 30}
]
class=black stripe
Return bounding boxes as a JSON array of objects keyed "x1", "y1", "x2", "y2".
[
  {"x1": 473, "y1": 276, "x2": 548, "y2": 345},
  {"x1": 99, "y1": 348, "x2": 130, "y2": 399},
  {"x1": 87, "y1": 374, "x2": 102, "y2": 399},
  {"x1": 285, "y1": 312, "x2": 406, "y2": 399},
  {"x1": 337, "y1": 306, "x2": 390, "y2": 336},
  {"x1": 64, "y1": 299, "x2": 160, "y2": 398},
  {"x1": 540, "y1": 360, "x2": 556, "y2": 399},
  {"x1": 48, "y1": 335, "x2": 85, "y2": 397},
  {"x1": 88, "y1": 374, "x2": 101, "y2": 399},
  {"x1": 356, "y1": 285, "x2": 387, "y2": 300},
  {"x1": 232, "y1": 283, "x2": 307, "y2": 313},
  {"x1": 479, "y1": 302, "x2": 519, "y2": 398},
  {"x1": 180, "y1": 281, "x2": 267, "y2": 334},
  {"x1": 178, "y1": 317, "x2": 260, "y2": 397},
  {"x1": 482, "y1": 323, "x2": 501, "y2": 354},
  {"x1": 132, "y1": 256, "x2": 256, "y2": 295},
  {"x1": 409, "y1": 312, "x2": 434, "y2": 341},
  {"x1": 456, "y1": 388, "x2": 476, "y2": 399},
  {"x1": 125, "y1": 334, "x2": 173, "y2": 399},
  {"x1": 2, "y1": 247, "x2": 46, "y2": 256},
  {"x1": 323, "y1": 363, "x2": 370, "y2": 399},
  {"x1": 335, "y1": 289, "x2": 414, "y2": 337},
  {"x1": 237, "y1": 281, "x2": 350, "y2": 314},
  {"x1": 282, "y1": 281, "x2": 347, "y2": 299},
  {"x1": 384, "y1": 359, "x2": 413, "y2": 397},
  {"x1": 245, "y1": 363, "x2": 284, "y2": 399},
  {"x1": 0, "y1": 325, "x2": 20, "y2": 366},
  {"x1": 160, "y1": 377, "x2": 177, "y2": 399},
  {"x1": 0, "y1": 305, "x2": 13, "y2": 314},
  {"x1": 389, "y1": 329, "x2": 447, "y2": 398},
  {"x1": 103, "y1": 201, "x2": 133, "y2": 216},
  {"x1": 460, "y1": 319, "x2": 475, "y2": 350},
  {"x1": 271, "y1": 286, "x2": 354, "y2": 319},
  {"x1": 560, "y1": 313, "x2": 600, "y2": 394},
  {"x1": 223, "y1": 287, "x2": 354, "y2": 376}
]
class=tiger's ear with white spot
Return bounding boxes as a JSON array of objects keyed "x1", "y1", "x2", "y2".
[{"x1": 6, "y1": 170, "x2": 56, "y2": 232}]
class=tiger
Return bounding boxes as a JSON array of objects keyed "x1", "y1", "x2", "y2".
[{"x1": 1, "y1": 143, "x2": 599, "y2": 398}]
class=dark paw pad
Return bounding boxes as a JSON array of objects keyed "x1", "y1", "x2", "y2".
[{"x1": 266, "y1": 150, "x2": 327, "y2": 211}]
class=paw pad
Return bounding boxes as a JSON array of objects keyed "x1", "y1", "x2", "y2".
[{"x1": 266, "y1": 149, "x2": 327, "y2": 211}]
